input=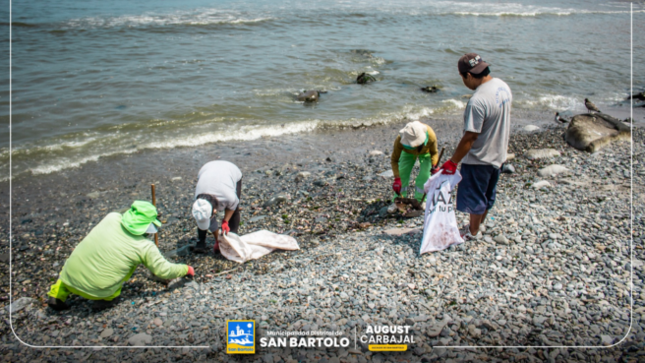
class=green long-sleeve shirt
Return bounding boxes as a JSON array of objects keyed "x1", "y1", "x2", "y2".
[
  {"x1": 390, "y1": 124, "x2": 439, "y2": 178},
  {"x1": 59, "y1": 212, "x2": 188, "y2": 299}
]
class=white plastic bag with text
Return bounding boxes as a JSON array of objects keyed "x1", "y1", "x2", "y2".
[{"x1": 420, "y1": 170, "x2": 464, "y2": 254}]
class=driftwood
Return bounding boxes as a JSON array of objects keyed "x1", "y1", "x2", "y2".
[{"x1": 563, "y1": 113, "x2": 630, "y2": 153}]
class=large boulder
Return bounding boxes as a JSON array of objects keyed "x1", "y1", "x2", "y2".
[{"x1": 564, "y1": 113, "x2": 630, "y2": 152}]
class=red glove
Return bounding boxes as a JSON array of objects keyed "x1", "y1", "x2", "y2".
[
  {"x1": 440, "y1": 160, "x2": 457, "y2": 175},
  {"x1": 431, "y1": 167, "x2": 440, "y2": 175},
  {"x1": 213, "y1": 240, "x2": 220, "y2": 252},
  {"x1": 221, "y1": 220, "x2": 230, "y2": 235},
  {"x1": 392, "y1": 177, "x2": 402, "y2": 194},
  {"x1": 186, "y1": 266, "x2": 195, "y2": 277}
]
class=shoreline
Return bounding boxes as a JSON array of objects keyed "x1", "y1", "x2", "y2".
[
  {"x1": 4, "y1": 103, "x2": 644, "y2": 185},
  {"x1": 0, "y1": 114, "x2": 644, "y2": 361}
]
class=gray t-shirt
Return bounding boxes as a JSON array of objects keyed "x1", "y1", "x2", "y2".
[
  {"x1": 461, "y1": 77, "x2": 512, "y2": 168},
  {"x1": 194, "y1": 161, "x2": 243, "y2": 211}
]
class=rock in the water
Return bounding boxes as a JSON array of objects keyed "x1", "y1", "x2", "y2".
[
  {"x1": 297, "y1": 90, "x2": 320, "y2": 102},
  {"x1": 128, "y1": 333, "x2": 152, "y2": 346},
  {"x1": 532, "y1": 181, "x2": 551, "y2": 189},
  {"x1": 525, "y1": 148, "x2": 560, "y2": 160},
  {"x1": 357, "y1": 72, "x2": 376, "y2": 84},
  {"x1": 421, "y1": 86, "x2": 440, "y2": 93},
  {"x1": 501, "y1": 164, "x2": 515, "y2": 174},
  {"x1": 5, "y1": 297, "x2": 36, "y2": 314},
  {"x1": 538, "y1": 165, "x2": 569, "y2": 177},
  {"x1": 523, "y1": 125, "x2": 540, "y2": 132}
]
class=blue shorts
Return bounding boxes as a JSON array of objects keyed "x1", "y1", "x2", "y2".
[{"x1": 456, "y1": 163, "x2": 501, "y2": 215}]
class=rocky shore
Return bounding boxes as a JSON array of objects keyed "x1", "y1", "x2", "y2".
[{"x1": 1, "y1": 123, "x2": 644, "y2": 362}]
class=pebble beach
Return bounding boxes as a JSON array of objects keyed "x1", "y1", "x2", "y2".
[{"x1": 0, "y1": 120, "x2": 643, "y2": 362}]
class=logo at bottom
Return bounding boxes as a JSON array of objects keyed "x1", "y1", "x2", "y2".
[{"x1": 226, "y1": 320, "x2": 255, "y2": 354}]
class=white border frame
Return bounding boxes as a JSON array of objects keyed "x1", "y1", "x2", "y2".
[{"x1": 6, "y1": 1, "x2": 636, "y2": 352}]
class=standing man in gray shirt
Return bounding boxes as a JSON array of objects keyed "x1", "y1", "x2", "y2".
[
  {"x1": 191, "y1": 160, "x2": 243, "y2": 253},
  {"x1": 439, "y1": 53, "x2": 512, "y2": 241}
]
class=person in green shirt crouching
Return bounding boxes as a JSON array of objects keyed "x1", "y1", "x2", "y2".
[{"x1": 47, "y1": 201, "x2": 195, "y2": 311}]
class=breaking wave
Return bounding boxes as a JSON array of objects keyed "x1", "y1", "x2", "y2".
[{"x1": 61, "y1": 9, "x2": 274, "y2": 30}]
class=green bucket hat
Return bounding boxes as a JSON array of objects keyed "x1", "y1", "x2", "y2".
[{"x1": 121, "y1": 201, "x2": 162, "y2": 235}]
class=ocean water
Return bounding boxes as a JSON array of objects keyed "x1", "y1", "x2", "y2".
[{"x1": 1, "y1": 0, "x2": 643, "y2": 180}]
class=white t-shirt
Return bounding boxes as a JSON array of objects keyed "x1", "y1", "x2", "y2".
[
  {"x1": 194, "y1": 161, "x2": 242, "y2": 211},
  {"x1": 462, "y1": 77, "x2": 512, "y2": 168}
]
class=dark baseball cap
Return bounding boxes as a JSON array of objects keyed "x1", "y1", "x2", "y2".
[{"x1": 458, "y1": 53, "x2": 490, "y2": 75}]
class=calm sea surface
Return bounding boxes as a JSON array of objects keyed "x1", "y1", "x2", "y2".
[{"x1": 1, "y1": 0, "x2": 643, "y2": 180}]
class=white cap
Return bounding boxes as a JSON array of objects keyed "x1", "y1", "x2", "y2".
[
  {"x1": 192, "y1": 199, "x2": 213, "y2": 231},
  {"x1": 399, "y1": 121, "x2": 427, "y2": 147}
]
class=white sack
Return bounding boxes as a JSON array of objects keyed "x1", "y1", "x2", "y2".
[
  {"x1": 420, "y1": 170, "x2": 464, "y2": 254},
  {"x1": 219, "y1": 230, "x2": 300, "y2": 264},
  {"x1": 237, "y1": 230, "x2": 300, "y2": 251}
]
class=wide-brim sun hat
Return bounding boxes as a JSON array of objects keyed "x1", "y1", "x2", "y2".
[
  {"x1": 121, "y1": 200, "x2": 162, "y2": 236},
  {"x1": 399, "y1": 121, "x2": 427, "y2": 148},
  {"x1": 192, "y1": 199, "x2": 213, "y2": 230}
]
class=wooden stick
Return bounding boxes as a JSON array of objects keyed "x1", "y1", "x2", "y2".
[
  {"x1": 435, "y1": 147, "x2": 446, "y2": 168},
  {"x1": 151, "y1": 184, "x2": 158, "y2": 247}
]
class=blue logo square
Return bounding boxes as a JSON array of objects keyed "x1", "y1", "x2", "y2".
[{"x1": 226, "y1": 320, "x2": 255, "y2": 354}]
